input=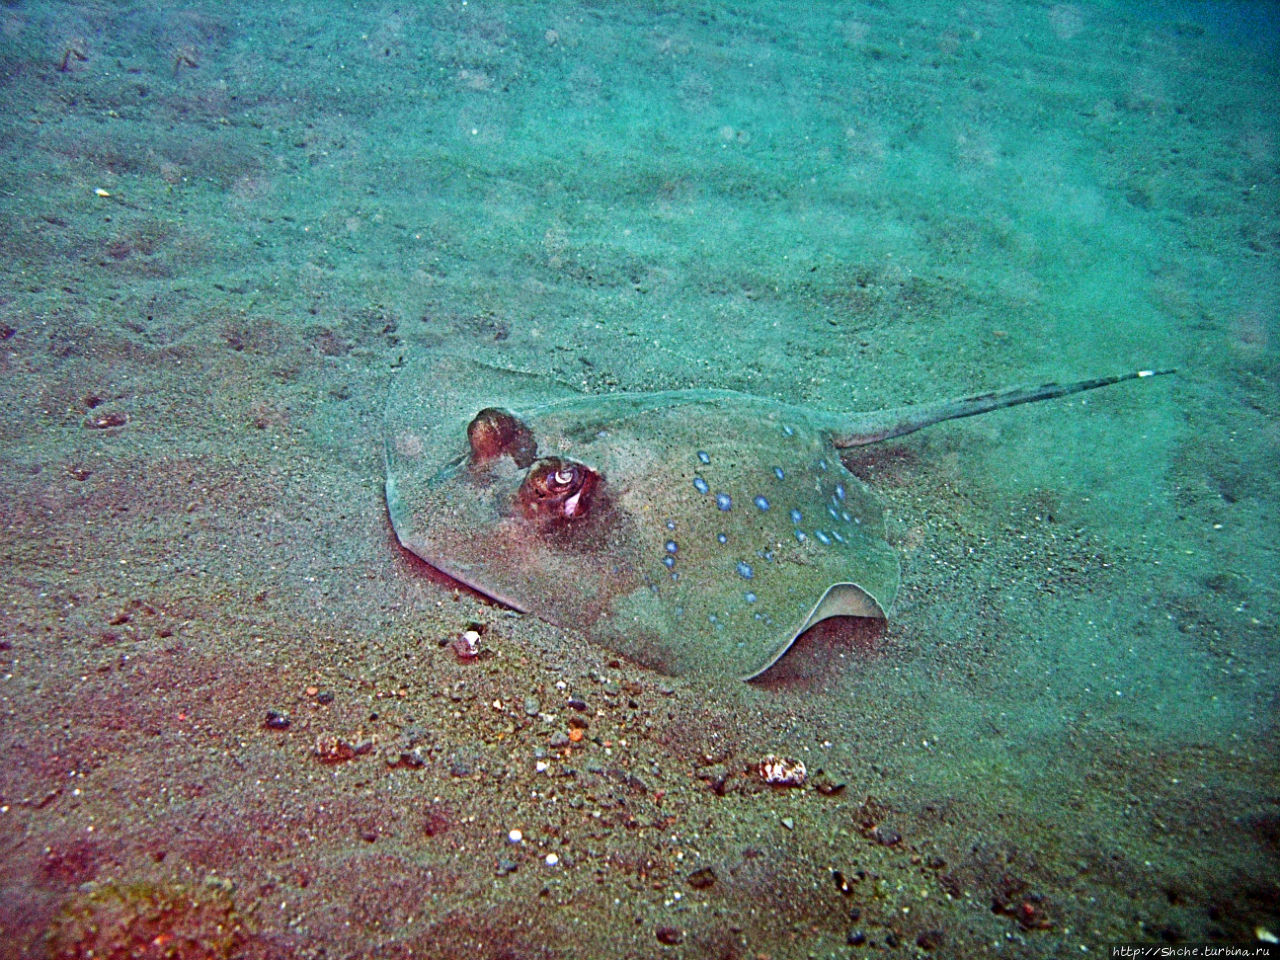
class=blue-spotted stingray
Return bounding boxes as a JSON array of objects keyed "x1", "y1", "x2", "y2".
[{"x1": 384, "y1": 353, "x2": 1171, "y2": 680}]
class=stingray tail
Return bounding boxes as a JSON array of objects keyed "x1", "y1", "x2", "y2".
[{"x1": 832, "y1": 368, "x2": 1175, "y2": 448}]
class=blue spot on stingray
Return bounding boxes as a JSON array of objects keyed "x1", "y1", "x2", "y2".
[
  {"x1": 693, "y1": 476, "x2": 709, "y2": 494},
  {"x1": 665, "y1": 540, "x2": 678, "y2": 553},
  {"x1": 818, "y1": 458, "x2": 829, "y2": 470},
  {"x1": 717, "y1": 532, "x2": 727, "y2": 544},
  {"x1": 790, "y1": 508, "x2": 802, "y2": 525},
  {"x1": 745, "y1": 591, "x2": 758, "y2": 604},
  {"x1": 835, "y1": 482, "x2": 846, "y2": 501},
  {"x1": 773, "y1": 466, "x2": 785, "y2": 480},
  {"x1": 815, "y1": 530, "x2": 832, "y2": 545},
  {"x1": 753, "y1": 495, "x2": 770, "y2": 511},
  {"x1": 662, "y1": 555, "x2": 675, "y2": 569},
  {"x1": 828, "y1": 505, "x2": 840, "y2": 519},
  {"x1": 782, "y1": 425, "x2": 795, "y2": 436},
  {"x1": 794, "y1": 530, "x2": 807, "y2": 543},
  {"x1": 832, "y1": 530, "x2": 846, "y2": 543},
  {"x1": 708, "y1": 613, "x2": 718, "y2": 624},
  {"x1": 665, "y1": 519, "x2": 676, "y2": 530},
  {"x1": 736, "y1": 561, "x2": 754, "y2": 580},
  {"x1": 697, "y1": 450, "x2": 711, "y2": 464},
  {"x1": 716, "y1": 493, "x2": 732, "y2": 511}
]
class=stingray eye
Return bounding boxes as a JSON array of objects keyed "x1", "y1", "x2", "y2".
[
  {"x1": 467, "y1": 407, "x2": 536, "y2": 468},
  {"x1": 519, "y1": 457, "x2": 599, "y2": 521}
]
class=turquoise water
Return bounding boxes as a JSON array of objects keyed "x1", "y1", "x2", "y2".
[{"x1": 0, "y1": 2, "x2": 1276, "y2": 957}]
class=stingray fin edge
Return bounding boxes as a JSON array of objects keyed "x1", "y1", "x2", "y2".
[{"x1": 741, "y1": 581, "x2": 890, "y2": 682}]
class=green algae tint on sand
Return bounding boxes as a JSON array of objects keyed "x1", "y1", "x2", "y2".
[{"x1": 385, "y1": 351, "x2": 1171, "y2": 680}]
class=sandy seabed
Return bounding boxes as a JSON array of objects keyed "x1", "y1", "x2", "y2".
[{"x1": 1, "y1": 2, "x2": 1277, "y2": 958}]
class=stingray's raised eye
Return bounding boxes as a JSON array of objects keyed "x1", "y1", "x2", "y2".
[
  {"x1": 467, "y1": 407, "x2": 536, "y2": 468},
  {"x1": 519, "y1": 457, "x2": 599, "y2": 522}
]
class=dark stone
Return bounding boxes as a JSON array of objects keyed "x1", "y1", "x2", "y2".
[
  {"x1": 846, "y1": 929, "x2": 867, "y2": 946},
  {"x1": 389, "y1": 751, "x2": 425, "y2": 769},
  {"x1": 84, "y1": 411, "x2": 128, "y2": 429},
  {"x1": 687, "y1": 866, "x2": 717, "y2": 890},
  {"x1": 655, "y1": 926, "x2": 683, "y2": 945},
  {"x1": 916, "y1": 929, "x2": 945, "y2": 950},
  {"x1": 263, "y1": 710, "x2": 290, "y2": 731},
  {"x1": 812, "y1": 769, "x2": 846, "y2": 795},
  {"x1": 495, "y1": 857, "x2": 517, "y2": 876},
  {"x1": 939, "y1": 873, "x2": 963, "y2": 898},
  {"x1": 315, "y1": 738, "x2": 356, "y2": 763},
  {"x1": 874, "y1": 826, "x2": 902, "y2": 846}
]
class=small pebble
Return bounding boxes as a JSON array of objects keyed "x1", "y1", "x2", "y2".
[
  {"x1": 548, "y1": 732, "x2": 570, "y2": 748},
  {"x1": 451, "y1": 629, "x2": 481, "y2": 660},
  {"x1": 544, "y1": 853, "x2": 559, "y2": 867},
  {"x1": 84, "y1": 411, "x2": 128, "y2": 430},
  {"x1": 523, "y1": 696, "x2": 540, "y2": 717},
  {"x1": 758, "y1": 755, "x2": 807, "y2": 787},
  {"x1": 507, "y1": 829, "x2": 523, "y2": 844},
  {"x1": 687, "y1": 866, "x2": 717, "y2": 889},
  {"x1": 655, "y1": 926, "x2": 683, "y2": 945},
  {"x1": 874, "y1": 826, "x2": 902, "y2": 846},
  {"x1": 262, "y1": 710, "x2": 290, "y2": 731},
  {"x1": 916, "y1": 929, "x2": 945, "y2": 951},
  {"x1": 495, "y1": 857, "x2": 517, "y2": 876},
  {"x1": 389, "y1": 751, "x2": 425, "y2": 769},
  {"x1": 780, "y1": 817, "x2": 794, "y2": 831},
  {"x1": 847, "y1": 929, "x2": 867, "y2": 946}
]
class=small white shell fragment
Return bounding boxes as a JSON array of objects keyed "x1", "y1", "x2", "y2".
[
  {"x1": 94, "y1": 187, "x2": 111, "y2": 197},
  {"x1": 758, "y1": 755, "x2": 807, "y2": 787},
  {"x1": 451, "y1": 629, "x2": 481, "y2": 660},
  {"x1": 544, "y1": 853, "x2": 560, "y2": 867},
  {"x1": 507, "y1": 829, "x2": 523, "y2": 844}
]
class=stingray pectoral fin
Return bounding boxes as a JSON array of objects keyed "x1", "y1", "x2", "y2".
[{"x1": 741, "y1": 582, "x2": 890, "y2": 681}]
